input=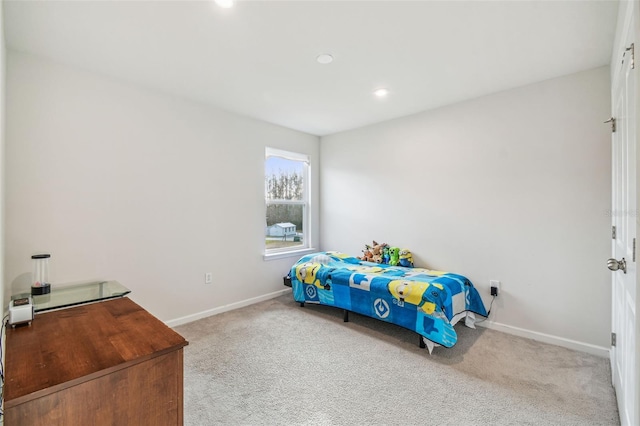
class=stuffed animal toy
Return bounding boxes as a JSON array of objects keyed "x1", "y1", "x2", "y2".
[
  {"x1": 382, "y1": 246, "x2": 390, "y2": 264},
  {"x1": 371, "y1": 242, "x2": 381, "y2": 256},
  {"x1": 358, "y1": 245, "x2": 373, "y2": 262},
  {"x1": 357, "y1": 241, "x2": 392, "y2": 263},
  {"x1": 363, "y1": 249, "x2": 373, "y2": 261},
  {"x1": 399, "y1": 249, "x2": 414, "y2": 267},
  {"x1": 371, "y1": 240, "x2": 390, "y2": 263},
  {"x1": 388, "y1": 247, "x2": 400, "y2": 266}
]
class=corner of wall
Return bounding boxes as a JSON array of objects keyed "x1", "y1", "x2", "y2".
[{"x1": 1, "y1": 0, "x2": 6, "y2": 316}]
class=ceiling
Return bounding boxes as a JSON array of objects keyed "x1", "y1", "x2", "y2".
[{"x1": 4, "y1": 0, "x2": 619, "y2": 136}]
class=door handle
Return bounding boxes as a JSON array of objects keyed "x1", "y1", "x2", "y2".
[{"x1": 608, "y1": 258, "x2": 627, "y2": 274}]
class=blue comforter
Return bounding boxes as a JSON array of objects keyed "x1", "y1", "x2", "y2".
[{"x1": 290, "y1": 251, "x2": 488, "y2": 348}]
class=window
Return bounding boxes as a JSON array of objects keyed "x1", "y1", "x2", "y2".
[{"x1": 265, "y1": 148, "x2": 310, "y2": 255}]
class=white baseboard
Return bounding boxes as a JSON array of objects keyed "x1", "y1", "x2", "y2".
[
  {"x1": 478, "y1": 320, "x2": 610, "y2": 358},
  {"x1": 165, "y1": 288, "x2": 292, "y2": 328}
]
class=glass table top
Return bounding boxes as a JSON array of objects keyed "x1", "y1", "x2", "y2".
[{"x1": 13, "y1": 280, "x2": 131, "y2": 313}]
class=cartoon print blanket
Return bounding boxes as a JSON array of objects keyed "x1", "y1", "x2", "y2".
[{"x1": 290, "y1": 251, "x2": 488, "y2": 348}]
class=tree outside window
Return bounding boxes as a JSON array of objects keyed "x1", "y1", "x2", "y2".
[{"x1": 265, "y1": 148, "x2": 310, "y2": 253}]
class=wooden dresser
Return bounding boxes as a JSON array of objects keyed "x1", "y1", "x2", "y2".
[{"x1": 4, "y1": 297, "x2": 188, "y2": 425}]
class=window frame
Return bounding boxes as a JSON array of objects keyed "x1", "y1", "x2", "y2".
[{"x1": 264, "y1": 147, "x2": 312, "y2": 259}]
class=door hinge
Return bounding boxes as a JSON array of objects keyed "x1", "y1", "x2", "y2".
[
  {"x1": 611, "y1": 332, "x2": 617, "y2": 347},
  {"x1": 612, "y1": 226, "x2": 617, "y2": 239},
  {"x1": 624, "y1": 43, "x2": 635, "y2": 69},
  {"x1": 605, "y1": 117, "x2": 616, "y2": 133}
]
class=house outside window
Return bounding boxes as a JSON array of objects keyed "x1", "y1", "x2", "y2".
[{"x1": 265, "y1": 148, "x2": 310, "y2": 255}]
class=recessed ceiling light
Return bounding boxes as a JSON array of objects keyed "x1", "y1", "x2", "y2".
[
  {"x1": 373, "y1": 88, "x2": 390, "y2": 98},
  {"x1": 316, "y1": 54, "x2": 334, "y2": 65},
  {"x1": 215, "y1": 0, "x2": 234, "y2": 8}
]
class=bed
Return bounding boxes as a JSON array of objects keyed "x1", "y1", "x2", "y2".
[{"x1": 289, "y1": 251, "x2": 488, "y2": 352}]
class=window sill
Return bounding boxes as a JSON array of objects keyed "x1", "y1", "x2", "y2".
[{"x1": 263, "y1": 248, "x2": 317, "y2": 262}]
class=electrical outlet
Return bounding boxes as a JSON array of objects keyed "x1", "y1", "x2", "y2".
[
  {"x1": 490, "y1": 280, "x2": 500, "y2": 297},
  {"x1": 205, "y1": 273, "x2": 212, "y2": 284}
]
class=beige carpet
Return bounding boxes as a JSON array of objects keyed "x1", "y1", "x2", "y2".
[{"x1": 175, "y1": 294, "x2": 619, "y2": 425}]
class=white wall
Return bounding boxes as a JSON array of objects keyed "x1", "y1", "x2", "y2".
[
  {"x1": 0, "y1": 1, "x2": 6, "y2": 316},
  {"x1": 3, "y1": 49, "x2": 612, "y2": 352},
  {"x1": 5, "y1": 51, "x2": 319, "y2": 322},
  {"x1": 320, "y1": 67, "x2": 612, "y2": 351}
]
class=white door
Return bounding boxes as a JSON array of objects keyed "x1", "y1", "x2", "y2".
[{"x1": 610, "y1": 20, "x2": 637, "y2": 426}]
